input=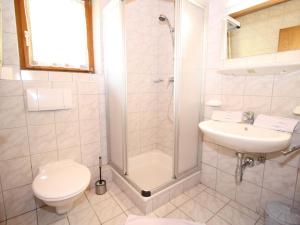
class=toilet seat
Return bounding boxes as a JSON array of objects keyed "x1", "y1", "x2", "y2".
[{"x1": 32, "y1": 160, "x2": 91, "y2": 202}]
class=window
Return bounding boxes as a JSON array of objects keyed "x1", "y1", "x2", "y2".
[{"x1": 14, "y1": 0, "x2": 94, "y2": 72}]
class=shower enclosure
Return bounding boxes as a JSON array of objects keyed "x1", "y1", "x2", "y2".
[{"x1": 103, "y1": 0, "x2": 207, "y2": 196}]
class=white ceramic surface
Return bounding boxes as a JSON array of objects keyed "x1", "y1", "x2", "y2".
[
  {"x1": 32, "y1": 159, "x2": 91, "y2": 214},
  {"x1": 199, "y1": 120, "x2": 291, "y2": 153}
]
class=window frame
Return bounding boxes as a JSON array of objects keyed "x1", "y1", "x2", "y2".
[{"x1": 14, "y1": 0, "x2": 95, "y2": 73}]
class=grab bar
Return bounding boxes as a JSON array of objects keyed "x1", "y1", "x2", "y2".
[{"x1": 281, "y1": 145, "x2": 300, "y2": 155}]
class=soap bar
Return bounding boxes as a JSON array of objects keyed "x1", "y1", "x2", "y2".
[{"x1": 294, "y1": 106, "x2": 300, "y2": 116}]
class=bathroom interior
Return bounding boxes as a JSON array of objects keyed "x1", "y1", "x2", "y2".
[{"x1": 0, "y1": 0, "x2": 300, "y2": 225}]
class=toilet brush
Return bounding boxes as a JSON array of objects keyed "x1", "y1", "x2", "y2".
[{"x1": 95, "y1": 156, "x2": 107, "y2": 195}]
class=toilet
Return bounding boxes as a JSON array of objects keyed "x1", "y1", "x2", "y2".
[{"x1": 32, "y1": 159, "x2": 91, "y2": 214}]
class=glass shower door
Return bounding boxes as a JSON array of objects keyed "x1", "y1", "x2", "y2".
[
  {"x1": 174, "y1": 0, "x2": 206, "y2": 177},
  {"x1": 103, "y1": 0, "x2": 127, "y2": 174}
]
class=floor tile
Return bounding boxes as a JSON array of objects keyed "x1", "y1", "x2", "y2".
[
  {"x1": 205, "y1": 188, "x2": 230, "y2": 203},
  {"x1": 92, "y1": 198, "x2": 123, "y2": 223},
  {"x1": 68, "y1": 195, "x2": 90, "y2": 215},
  {"x1": 207, "y1": 215, "x2": 231, "y2": 225},
  {"x1": 112, "y1": 192, "x2": 135, "y2": 211},
  {"x1": 125, "y1": 207, "x2": 144, "y2": 216},
  {"x1": 184, "y1": 184, "x2": 207, "y2": 198},
  {"x1": 170, "y1": 194, "x2": 190, "y2": 207},
  {"x1": 255, "y1": 217, "x2": 265, "y2": 225},
  {"x1": 228, "y1": 201, "x2": 260, "y2": 221},
  {"x1": 85, "y1": 189, "x2": 111, "y2": 205},
  {"x1": 194, "y1": 191, "x2": 228, "y2": 213},
  {"x1": 48, "y1": 218, "x2": 69, "y2": 225},
  {"x1": 37, "y1": 206, "x2": 66, "y2": 225},
  {"x1": 6, "y1": 210, "x2": 37, "y2": 225},
  {"x1": 179, "y1": 199, "x2": 214, "y2": 223},
  {"x1": 153, "y1": 203, "x2": 176, "y2": 217},
  {"x1": 217, "y1": 205, "x2": 257, "y2": 225},
  {"x1": 107, "y1": 183, "x2": 122, "y2": 196},
  {"x1": 102, "y1": 214, "x2": 127, "y2": 225},
  {"x1": 68, "y1": 207, "x2": 100, "y2": 225},
  {"x1": 166, "y1": 209, "x2": 193, "y2": 221}
]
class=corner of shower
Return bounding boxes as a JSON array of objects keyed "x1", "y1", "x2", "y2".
[{"x1": 103, "y1": 0, "x2": 207, "y2": 213}]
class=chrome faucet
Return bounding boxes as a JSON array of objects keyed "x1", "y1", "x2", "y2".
[{"x1": 243, "y1": 111, "x2": 255, "y2": 124}]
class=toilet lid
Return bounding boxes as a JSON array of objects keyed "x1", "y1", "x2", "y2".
[{"x1": 32, "y1": 160, "x2": 91, "y2": 201}]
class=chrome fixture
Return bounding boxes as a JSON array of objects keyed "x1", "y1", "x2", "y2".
[
  {"x1": 153, "y1": 79, "x2": 164, "y2": 83},
  {"x1": 158, "y1": 14, "x2": 175, "y2": 48},
  {"x1": 281, "y1": 145, "x2": 300, "y2": 155},
  {"x1": 235, "y1": 153, "x2": 265, "y2": 184},
  {"x1": 243, "y1": 111, "x2": 255, "y2": 124},
  {"x1": 226, "y1": 16, "x2": 241, "y2": 31}
]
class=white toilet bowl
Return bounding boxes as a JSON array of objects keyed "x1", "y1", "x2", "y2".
[{"x1": 32, "y1": 159, "x2": 91, "y2": 214}]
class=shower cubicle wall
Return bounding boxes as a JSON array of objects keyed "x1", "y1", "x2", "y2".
[{"x1": 103, "y1": 0, "x2": 207, "y2": 196}]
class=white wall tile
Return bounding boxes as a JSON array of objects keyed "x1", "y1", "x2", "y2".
[
  {"x1": 263, "y1": 160, "x2": 298, "y2": 199},
  {"x1": 31, "y1": 151, "x2": 58, "y2": 177},
  {"x1": 79, "y1": 120, "x2": 101, "y2": 145},
  {"x1": 78, "y1": 95, "x2": 100, "y2": 120},
  {"x1": 201, "y1": 164, "x2": 217, "y2": 189},
  {"x1": 56, "y1": 122, "x2": 80, "y2": 149},
  {"x1": 3, "y1": 33, "x2": 19, "y2": 65},
  {"x1": 58, "y1": 146, "x2": 82, "y2": 163},
  {"x1": 21, "y1": 71, "x2": 49, "y2": 81},
  {"x1": 0, "y1": 157, "x2": 32, "y2": 190},
  {"x1": 244, "y1": 75, "x2": 274, "y2": 96},
  {"x1": 28, "y1": 124, "x2": 57, "y2": 154},
  {"x1": 0, "y1": 96, "x2": 26, "y2": 129},
  {"x1": 216, "y1": 171, "x2": 236, "y2": 200},
  {"x1": 27, "y1": 111, "x2": 55, "y2": 126},
  {"x1": 49, "y1": 72, "x2": 73, "y2": 82},
  {"x1": 0, "y1": 81, "x2": 23, "y2": 96},
  {"x1": 236, "y1": 181, "x2": 261, "y2": 211},
  {"x1": 81, "y1": 142, "x2": 101, "y2": 167},
  {"x1": 202, "y1": 142, "x2": 218, "y2": 167},
  {"x1": 3, "y1": 185, "x2": 36, "y2": 219},
  {"x1": 0, "y1": 127, "x2": 29, "y2": 160}
]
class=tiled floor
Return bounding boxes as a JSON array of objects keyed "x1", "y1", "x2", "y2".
[{"x1": 0, "y1": 182, "x2": 265, "y2": 225}]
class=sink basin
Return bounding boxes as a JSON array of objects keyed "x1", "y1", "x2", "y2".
[{"x1": 199, "y1": 120, "x2": 291, "y2": 153}]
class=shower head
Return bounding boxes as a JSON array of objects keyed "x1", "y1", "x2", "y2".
[
  {"x1": 159, "y1": 14, "x2": 168, "y2": 22},
  {"x1": 158, "y1": 14, "x2": 174, "y2": 33}
]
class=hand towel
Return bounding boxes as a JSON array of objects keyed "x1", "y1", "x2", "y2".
[
  {"x1": 211, "y1": 110, "x2": 243, "y2": 123},
  {"x1": 254, "y1": 114, "x2": 299, "y2": 133}
]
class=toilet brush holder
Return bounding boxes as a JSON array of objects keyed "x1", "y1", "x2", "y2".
[
  {"x1": 95, "y1": 179, "x2": 107, "y2": 195},
  {"x1": 95, "y1": 156, "x2": 107, "y2": 195}
]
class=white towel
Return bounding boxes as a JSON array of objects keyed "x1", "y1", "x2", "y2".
[
  {"x1": 254, "y1": 114, "x2": 299, "y2": 133},
  {"x1": 125, "y1": 215, "x2": 205, "y2": 225},
  {"x1": 211, "y1": 110, "x2": 243, "y2": 123}
]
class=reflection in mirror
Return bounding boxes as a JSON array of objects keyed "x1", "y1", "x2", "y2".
[{"x1": 227, "y1": 0, "x2": 300, "y2": 59}]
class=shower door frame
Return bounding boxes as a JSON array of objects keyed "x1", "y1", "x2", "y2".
[
  {"x1": 105, "y1": 0, "x2": 208, "y2": 196},
  {"x1": 173, "y1": 0, "x2": 208, "y2": 180}
]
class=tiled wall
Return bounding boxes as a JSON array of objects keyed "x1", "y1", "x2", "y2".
[
  {"x1": 125, "y1": 0, "x2": 174, "y2": 157},
  {"x1": 201, "y1": 0, "x2": 300, "y2": 215},
  {"x1": 0, "y1": 0, "x2": 109, "y2": 221},
  {"x1": 229, "y1": 0, "x2": 300, "y2": 58}
]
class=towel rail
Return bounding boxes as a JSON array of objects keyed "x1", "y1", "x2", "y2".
[{"x1": 281, "y1": 145, "x2": 300, "y2": 155}]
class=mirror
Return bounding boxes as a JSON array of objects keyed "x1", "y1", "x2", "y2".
[{"x1": 227, "y1": 0, "x2": 300, "y2": 59}]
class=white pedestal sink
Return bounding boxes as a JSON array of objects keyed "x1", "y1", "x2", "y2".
[{"x1": 199, "y1": 120, "x2": 291, "y2": 153}]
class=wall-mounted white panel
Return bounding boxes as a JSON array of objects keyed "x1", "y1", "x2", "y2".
[{"x1": 26, "y1": 88, "x2": 72, "y2": 111}]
